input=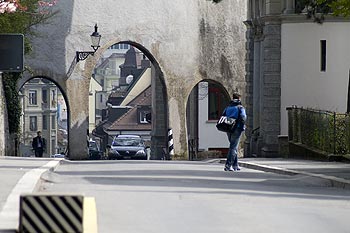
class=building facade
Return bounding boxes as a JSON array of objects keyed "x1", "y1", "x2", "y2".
[
  {"x1": 19, "y1": 78, "x2": 58, "y2": 157},
  {"x1": 245, "y1": 0, "x2": 350, "y2": 157}
]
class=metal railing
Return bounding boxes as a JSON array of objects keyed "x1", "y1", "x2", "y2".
[{"x1": 287, "y1": 106, "x2": 350, "y2": 155}]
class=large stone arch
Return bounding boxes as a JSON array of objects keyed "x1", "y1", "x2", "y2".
[
  {"x1": 91, "y1": 40, "x2": 169, "y2": 159},
  {"x1": 21, "y1": 0, "x2": 247, "y2": 159}
]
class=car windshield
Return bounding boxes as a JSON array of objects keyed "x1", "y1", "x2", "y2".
[{"x1": 112, "y1": 138, "x2": 143, "y2": 147}]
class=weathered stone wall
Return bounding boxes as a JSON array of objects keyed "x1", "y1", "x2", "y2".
[
  {"x1": 22, "y1": 0, "x2": 247, "y2": 159},
  {"x1": 0, "y1": 74, "x2": 7, "y2": 156}
]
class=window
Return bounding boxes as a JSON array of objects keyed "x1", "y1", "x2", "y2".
[
  {"x1": 320, "y1": 40, "x2": 326, "y2": 72},
  {"x1": 43, "y1": 115, "x2": 47, "y2": 130},
  {"x1": 28, "y1": 90, "x2": 37, "y2": 105},
  {"x1": 109, "y1": 43, "x2": 130, "y2": 50},
  {"x1": 139, "y1": 111, "x2": 151, "y2": 124},
  {"x1": 51, "y1": 90, "x2": 56, "y2": 107},
  {"x1": 208, "y1": 83, "x2": 230, "y2": 120},
  {"x1": 42, "y1": 89, "x2": 48, "y2": 103},
  {"x1": 29, "y1": 116, "x2": 37, "y2": 131},
  {"x1": 51, "y1": 139, "x2": 56, "y2": 155},
  {"x1": 51, "y1": 115, "x2": 56, "y2": 129}
]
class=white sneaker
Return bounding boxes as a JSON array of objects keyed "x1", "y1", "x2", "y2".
[{"x1": 224, "y1": 166, "x2": 234, "y2": 172}]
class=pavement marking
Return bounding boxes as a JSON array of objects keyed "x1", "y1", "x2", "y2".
[
  {"x1": 19, "y1": 194, "x2": 84, "y2": 233},
  {"x1": 0, "y1": 159, "x2": 61, "y2": 230},
  {"x1": 84, "y1": 197, "x2": 98, "y2": 233}
]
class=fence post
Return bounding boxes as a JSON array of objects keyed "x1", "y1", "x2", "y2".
[
  {"x1": 293, "y1": 106, "x2": 301, "y2": 143},
  {"x1": 333, "y1": 112, "x2": 336, "y2": 155},
  {"x1": 168, "y1": 128, "x2": 174, "y2": 159},
  {"x1": 286, "y1": 106, "x2": 294, "y2": 141}
]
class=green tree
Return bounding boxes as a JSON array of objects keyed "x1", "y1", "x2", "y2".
[
  {"x1": 317, "y1": 0, "x2": 350, "y2": 17},
  {"x1": 298, "y1": 0, "x2": 350, "y2": 23}
]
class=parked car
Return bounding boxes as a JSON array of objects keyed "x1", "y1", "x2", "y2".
[
  {"x1": 50, "y1": 153, "x2": 65, "y2": 158},
  {"x1": 88, "y1": 139, "x2": 104, "y2": 160},
  {"x1": 108, "y1": 135, "x2": 147, "y2": 160}
]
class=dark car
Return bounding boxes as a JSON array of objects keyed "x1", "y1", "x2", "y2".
[
  {"x1": 88, "y1": 140, "x2": 104, "y2": 160},
  {"x1": 108, "y1": 135, "x2": 147, "y2": 160}
]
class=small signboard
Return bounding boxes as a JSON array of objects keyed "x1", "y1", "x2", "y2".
[{"x1": 0, "y1": 34, "x2": 24, "y2": 72}]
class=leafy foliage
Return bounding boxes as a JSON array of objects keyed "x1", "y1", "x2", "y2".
[
  {"x1": 324, "y1": 0, "x2": 350, "y2": 17},
  {"x1": 301, "y1": 0, "x2": 350, "y2": 23},
  {"x1": 2, "y1": 73, "x2": 22, "y2": 134}
]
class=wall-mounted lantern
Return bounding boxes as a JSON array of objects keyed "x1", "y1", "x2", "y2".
[{"x1": 76, "y1": 24, "x2": 101, "y2": 63}]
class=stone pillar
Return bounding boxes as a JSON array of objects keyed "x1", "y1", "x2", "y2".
[
  {"x1": 284, "y1": 0, "x2": 295, "y2": 14},
  {"x1": 260, "y1": 18, "x2": 281, "y2": 157},
  {"x1": 150, "y1": 66, "x2": 168, "y2": 160},
  {"x1": 186, "y1": 86, "x2": 198, "y2": 160},
  {"x1": 243, "y1": 21, "x2": 254, "y2": 157},
  {"x1": 67, "y1": 72, "x2": 90, "y2": 160}
]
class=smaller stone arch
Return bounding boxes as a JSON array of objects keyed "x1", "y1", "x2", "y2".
[
  {"x1": 186, "y1": 79, "x2": 231, "y2": 160},
  {"x1": 18, "y1": 75, "x2": 70, "y2": 157}
]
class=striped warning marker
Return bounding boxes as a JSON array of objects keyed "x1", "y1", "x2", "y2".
[
  {"x1": 168, "y1": 128, "x2": 174, "y2": 157},
  {"x1": 19, "y1": 194, "x2": 97, "y2": 233}
]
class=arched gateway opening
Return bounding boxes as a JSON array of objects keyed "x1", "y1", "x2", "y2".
[
  {"x1": 89, "y1": 41, "x2": 169, "y2": 160},
  {"x1": 186, "y1": 80, "x2": 230, "y2": 160},
  {"x1": 18, "y1": 77, "x2": 69, "y2": 158}
]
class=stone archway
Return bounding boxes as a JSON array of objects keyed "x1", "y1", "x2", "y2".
[
  {"x1": 89, "y1": 41, "x2": 169, "y2": 160},
  {"x1": 17, "y1": 76, "x2": 70, "y2": 157},
  {"x1": 20, "y1": 0, "x2": 247, "y2": 160}
]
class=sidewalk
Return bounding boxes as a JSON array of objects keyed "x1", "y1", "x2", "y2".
[
  {"x1": 214, "y1": 157, "x2": 350, "y2": 189},
  {"x1": 0, "y1": 156, "x2": 61, "y2": 232}
]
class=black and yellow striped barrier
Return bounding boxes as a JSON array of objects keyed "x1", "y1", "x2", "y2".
[{"x1": 19, "y1": 194, "x2": 97, "y2": 233}]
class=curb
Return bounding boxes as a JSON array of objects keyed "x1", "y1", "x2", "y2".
[
  {"x1": 213, "y1": 159, "x2": 350, "y2": 190},
  {"x1": 239, "y1": 161, "x2": 350, "y2": 190},
  {"x1": 34, "y1": 158, "x2": 64, "y2": 191},
  {"x1": 238, "y1": 161, "x2": 299, "y2": 176}
]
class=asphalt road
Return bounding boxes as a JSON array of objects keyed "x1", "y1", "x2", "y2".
[{"x1": 39, "y1": 160, "x2": 350, "y2": 233}]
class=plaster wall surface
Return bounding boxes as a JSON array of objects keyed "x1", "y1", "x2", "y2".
[
  {"x1": 23, "y1": 0, "x2": 247, "y2": 158},
  {"x1": 198, "y1": 82, "x2": 228, "y2": 150},
  {"x1": 281, "y1": 22, "x2": 350, "y2": 134}
]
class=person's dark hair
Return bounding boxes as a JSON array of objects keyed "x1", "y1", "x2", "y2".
[{"x1": 232, "y1": 92, "x2": 241, "y2": 100}]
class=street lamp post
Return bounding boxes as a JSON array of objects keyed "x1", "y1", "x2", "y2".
[{"x1": 76, "y1": 24, "x2": 102, "y2": 63}]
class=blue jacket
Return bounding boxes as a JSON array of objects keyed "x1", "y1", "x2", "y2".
[{"x1": 223, "y1": 99, "x2": 246, "y2": 131}]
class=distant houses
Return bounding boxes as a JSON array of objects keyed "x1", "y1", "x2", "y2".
[{"x1": 91, "y1": 45, "x2": 152, "y2": 152}]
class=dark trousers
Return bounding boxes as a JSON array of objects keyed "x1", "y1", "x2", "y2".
[{"x1": 34, "y1": 148, "x2": 44, "y2": 157}]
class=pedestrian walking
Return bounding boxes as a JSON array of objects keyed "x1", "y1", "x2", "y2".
[
  {"x1": 222, "y1": 92, "x2": 246, "y2": 171},
  {"x1": 32, "y1": 131, "x2": 46, "y2": 157}
]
